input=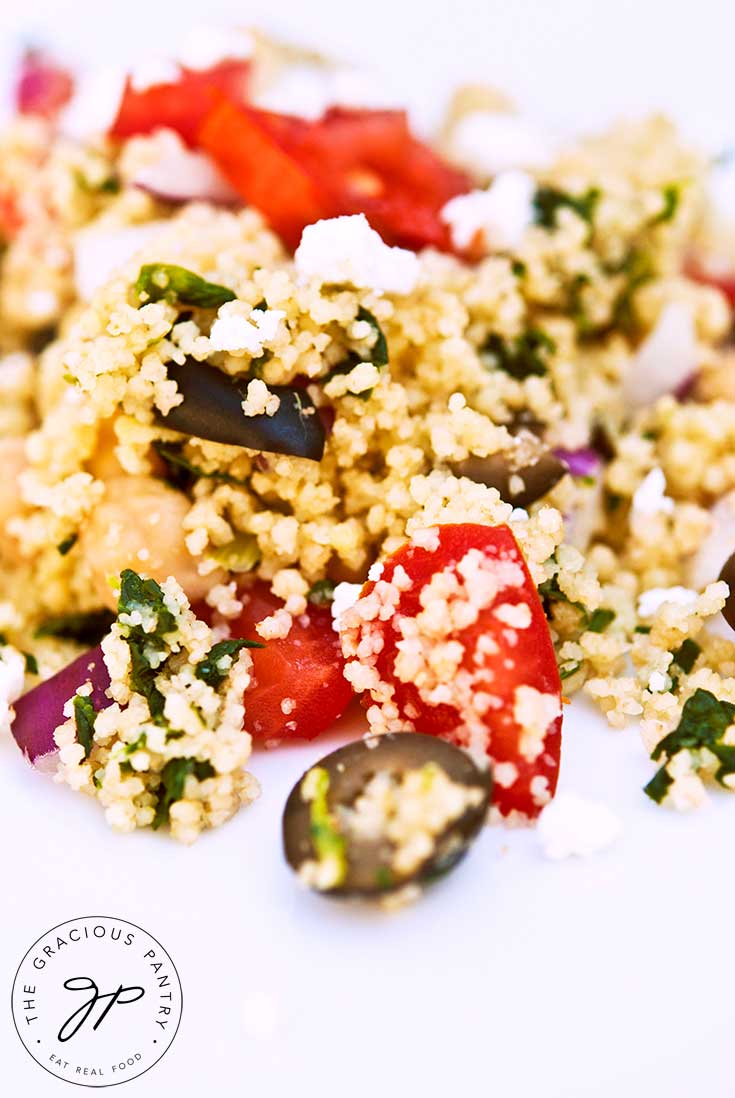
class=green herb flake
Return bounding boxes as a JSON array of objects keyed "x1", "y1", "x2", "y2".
[
  {"x1": 302, "y1": 766, "x2": 347, "y2": 888},
  {"x1": 650, "y1": 183, "x2": 681, "y2": 226},
  {"x1": 57, "y1": 534, "x2": 78, "y2": 556},
  {"x1": 153, "y1": 440, "x2": 249, "y2": 491},
  {"x1": 634, "y1": 625, "x2": 652, "y2": 634},
  {"x1": 117, "y1": 569, "x2": 178, "y2": 726},
  {"x1": 651, "y1": 688, "x2": 735, "y2": 763},
  {"x1": 586, "y1": 608, "x2": 615, "y2": 634},
  {"x1": 124, "y1": 732, "x2": 148, "y2": 756},
  {"x1": 482, "y1": 328, "x2": 557, "y2": 380},
  {"x1": 209, "y1": 532, "x2": 261, "y2": 574},
  {"x1": 374, "y1": 865, "x2": 395, "y2": 890},
  {"x1": 533, "y1": 186, "x2": 600, "y2": 230},
  {"x1": 35, "y1": 609, "x2": 115, "y2": 646},
  {"x1": 356, "y1": 306, "x2": 389, "y2": 367},
  {"x1": 73, "y1": 694, "x2": 97, "y2": 758},
  {"x1": 559, "y1": 661, "x2": 582, "y2": 681},
  {"x1": 153, "y1": 757, "x2": 216, "y2": 829},
  {"x1": 23, "y1": 652, "x2": 39, "y2": 675},
  {"x1": 135, "y1": 263, "x2": 237, "y2": 309},
  {"x1": 195, "y1": 638, "x2": 263, "y2": 690},
  {"x1": 307, "y1": 579, "x2": 336, "y2": 606},
  {"x1": 644, "y1": 764, "x2": 674, "y2": 805},
  {"x1": 671, "y1": 638, "x2": 701, "y2": 676}
]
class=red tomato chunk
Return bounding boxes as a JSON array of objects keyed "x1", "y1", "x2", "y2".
[
  {"x1": 340, "y1": 524, "x2": 563, "y2": 820},
  {"x1": 230, "y1": 582, "x2": 353, "y2": 743}
]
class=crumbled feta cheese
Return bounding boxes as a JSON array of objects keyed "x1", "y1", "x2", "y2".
[
  {"x1": 638, "y1": 586, "x2": 698, "y2": 618},
  {"x1": 0, "y1": 645, "x2": 26, "y2": 736},
  {"x1": 331, "y1": 582, "x2": 363, "y2": 632},
  {"x1": 60, "y1": 66, "x2": 127, "y2": 140},
  {"x1": 176, "y1": 25, "x2": 254, "y2": 70},
  {"x1": 632, "y1": 467, "x2": 674, "y2": 516},
  {"x1": 537, "y1": 793, "x2": 622, "y2": 859},
  {"x1": 441, "y1": 171, "x2": 535, "y2": 251},
  {"x1": 73, "y1": 222, "x2": 169, "y2": 300},
  {"x1": 254, "y1": 65, "x2": 403, "y2": 120},
  {"x1": 647, "y1": 670, "x2": 668, "y2": 693},
  {"x1": 129, "y1": 57, "x2": 180, "y2": 93},
  {"x1": 624, "y1": 302, "x2": 697, "y2": 407},
  {"x1": 447, "y1": 111, "x2": 556, "y2": 177},
  {"x1": 294, "y1": 214, "x2": 420, "y2": 294},
  {"x1": 367, "y1": 562, "x2": 384, "y2": 582},
  {"x1": 209, "y1": 303, "x2": 285, "y2": 355}
]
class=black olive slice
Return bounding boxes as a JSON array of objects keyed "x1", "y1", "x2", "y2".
[
  {"x1": 452, "y1": 430, "x2": 568, "y2": 508},
  {"x1": 157, "y1": 359, "x2": 325, "y2": 461},
  {"x1": 282, "y1": 733, "x2": 492, "y2": 898},
  {"x1": 718, "y1": 551, "x2": 735, "y2": 632}
]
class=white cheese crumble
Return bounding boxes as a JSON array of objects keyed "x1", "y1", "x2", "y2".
[
  {"x1": 367, "y1": 562, "x2": 384, "y2": 582},
  {"x1": 0, "y1": 644, "x2": 26, "y2": 737},
  {"x1": 129, "y1": 57, "x2": 180, "y2": 93},
  {"x1": 624, "y1": 302, "x2": 698, "y2": 407},
  {"x1": 59, "y1": 65, "x2": 127, "y2": 140},
  {"x1": 647, "y1": 670, "x2": 669, "y2": 693},
  {"x1": 73, "y1": 222, "x2": 169, "y2": 300},
  {"x1": 441, "y1": 171, "x2": 535, "y2": 251},
  {"x1": 253, "y1": 65, "x2": 404, "y2": 121},
  {"x1": 209, "y1": 303, "x2": 285, "y2": 355},
  {"x1": 447, "y1": 111, "x2": 556, "y2": 178},
  {"x1": 176, "y1": 25, "x2": 254, "y2": 70},
  {"x1": 631, "y1": 467, "x2": 675, "y2": 517},
  {"x1": 294, "y1": 214, "x2": 420, "y2": 294},
  {"x1": 331, "y1": 582, "x2": 363, "y2": 632},
  {"x1": 241, "y1": 379, "x2": 280, "y2": 417},
  {"x1": 638, "y1": 585, "x2": 698, "y2": 618},
  {"x1": 537, "y1": 793, "x2": 622, "y2": 859}
]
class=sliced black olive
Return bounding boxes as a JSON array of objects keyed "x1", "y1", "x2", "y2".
[
  {"x1": 718, "y1": 551, "x2": 735, "y2": 632},
  {"x1": 452, "y1": 429, "x2": 567, "y2": 508},
  {"x1": 157, "y1": 359, "x2": 325, "y2": 461},
  {"x1": 282, "y1": 732, "x2": 491, "y2": 898}
]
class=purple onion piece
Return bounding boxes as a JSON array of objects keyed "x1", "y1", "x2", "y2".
[
  {"x1": 674, "y1": 372, "x2": 697, "y2": 402},
  {"x1": 11, "y1": 645, "x2": 110, "y2": 766},
  {"x1": 553, "y1": 446, "x2": 603, "y2": 479}
]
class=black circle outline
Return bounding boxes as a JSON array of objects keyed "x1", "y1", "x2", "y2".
[{"x1": 10, "y1": 915, "x2": 183, "y2": 1089}]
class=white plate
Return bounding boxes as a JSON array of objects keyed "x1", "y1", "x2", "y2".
[{"x1": 2, "y1": 695, "x2": 733, "y2": 1098}]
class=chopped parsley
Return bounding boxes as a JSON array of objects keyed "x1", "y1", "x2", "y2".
[
  {"x1": 117, "y1": 569, "x2": 178, "y2": 725},
  {"x1": 195, "y1": 638, "x2": 263, "y2": 690},
  {"x1": 23, "y1": 652, "x2": 38, "y2": 675},
  {"x1": 57, "y1": 533, "x2": 78, "y2": 556},
  {"x1": 610, "y1": 249, "x2": 654, "y2": 335},
  {"x1": 533, "y1": 186, "x2": 600, "y2": 230},
  {"x1": 308, "y1": 579, "x2": 336, "y2": 606},
  {"x1": 323, "y1": 307, "x2": 389, "y2": 397},
  {"x1": 482, "y1": 328, "x2": 557, "y2": 380},
  {"x1": 645, "y1": 688, "x2": 735, "y2": 803},
  {"x1": 135, "y1": 263, "x2": 237, "y2": 309},
  {"x1": 153, "y1": 440, "x2": 249, "y2": 491},
  {"x1": 153, "y1": 757, "x2": 216, "y2": 829},
  {"x1": 304, "y1": 767, "x2": 347, "y2": 887},
  {"x1": 73, "y1": 694, "x2": 97, "y2": 758},
  {"x1": 560, "y1": 661, "x2": 582, "y2": 680},
  {"x1": 650, "y1": 183, "x2": 681, "y2": 226},
  {"x1": 634, "y1": 625, "x2": 652, "y2": 634},
  {"x1": 75, "y1": 169, "x2": 120, "y2": 195},
  {"x1": 671, "y1": 638, "x2": 701, "y2": 676},
  {"x1": 586, "y1": 608, "x2": 615, "y2": 633},
  {"x1": 35, "y1": 609, "x2": 115, "y2": 646}
]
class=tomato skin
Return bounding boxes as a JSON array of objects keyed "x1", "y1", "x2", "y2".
[
  {"x1": 229, "y1": 582, "x2": 353, "y2": 743},
  {"x1": 15, "y1": 49, "x2": 74, "y2": 120},
  {"x1": 686, "y1": 258, "x2": 735, "y2": 309},
  {"x1": 341, "y1": 524, "x2": 563, "y2": 819},
  {"x1": 109, "y1": 60, "x2": 250, "y2": 147},
  {"x1": 198, "y1": 102, "x2": 471, "y2": 252}
]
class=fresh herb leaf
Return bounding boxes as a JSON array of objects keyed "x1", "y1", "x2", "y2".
[
  {"x1": 356, "y1": 306, "x2": 388, "y2": 367},
  {"x1": 482, "y1": 328, "x2": 557, "y2": 380},
  {"x1": 117, "y1": 569, "x2": 177, "y2": 725},
  {"x1": 644, "y1": 764, "x2": 674, "y2": 804},
  {"x1": 650, "y1": 183, "x2": 680, "y2": 226},
  {"x1": 308, "y1": 579, "x2": 336, "y2": 606},
  {"x1": 303, "y1": 766, "x2": 347, "y2": 886},
  {"x1": 73, "y1": 694, "x2": 96, "y2": 758},
  {"x1": 511, "y1": 258, "x2": 527, "y2": 278},
  {"x1": 533, "y1": 186, "x2": 600, "y2": 229},
  {"x1": 153, "y1": 757, "x2": 216, "y2": 829},
  {"x1": 634, "y1": 625, "x2": 652, "y2": 634},
  {"x1": 559, "y1": 661, "x2": 582, "y2": 680},
  {"x1": 652, "y1": 688, "x2": 735, "y2": 762},
  {"x1": 610, "y1": 249, "x2": 654, "y2": 335},
  {"x1": 195, "y1": 638, "x2": 263, "y2": 689},
  {"x1": 75, "y1": 169, "x2": 120, "y2": 195},
  {"x1": 57, "y1": 534, "x2": 78, "y2": 556},
  {"x1": 23, "y1": 652, "x2": 38, "y2": 675},
  {"x1": 671, "y1": 638, "x2": 701, "y2": 675},
  {"x1": 35, "y1": 609, "x2": 115, "y2": 646},
  {"x1": 374, "y1": 865, "x2": 395, "y2": 890},
  {"x1": 124, "y1": 732, "x2": 147, "y2": 755},
  {"x1": 153, "y1": 440, "x2": 249, "y2": 491},
  {"x1": 586, "y1": 608, "x2": 615, "y2": 633},
  {"x1": 209, "y1": 532, "x2": 261, "y2": 574},
  {"x1": 135, "y1": 264, "x2": 236, "y2": 309}
]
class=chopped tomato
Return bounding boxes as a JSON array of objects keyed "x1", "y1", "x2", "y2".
[
  {"x1": 230, "y1": 582, "x2": 353, "y2": 743},
  {"x1": 340, "y1": 524, "x2": 563, "y2": 819},
  {"x1": 109, "y1": 59, "x2": 250, "y2": 147},
  {"x1": 15, "y1": 48, "x2": 74, "y2": 120},
  {"x1": 198, "y1": 102, "x2": 472, "y2": 251},
  {"x1": 0, "y1": 191, "x2": 23, "y2": 240},
  {"x1": 686, "y1": 256, "x2": 735, "y2": 308}
]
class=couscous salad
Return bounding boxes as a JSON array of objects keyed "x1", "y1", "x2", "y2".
[{"x1": 3, "y1": 30, "x2": 735, "y2": 897}]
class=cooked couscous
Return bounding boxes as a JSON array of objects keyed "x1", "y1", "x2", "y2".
[{"x1": 4, "y1": 30, "x2": 735, "y2": 846}]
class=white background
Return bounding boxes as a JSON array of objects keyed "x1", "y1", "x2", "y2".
[{"x1": 1, "y1": 2, "x2": 735, "y2": 1096}]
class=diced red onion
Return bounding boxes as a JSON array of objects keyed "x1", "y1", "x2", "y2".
[
  {"x1": 622, "y1": 302, "x2": 697, "y2": 408},
  {"x1": 131, "y1": 144, "x2": 239, "y2": 206},
  {"x1": 553, "y1": 447, "x2": 602, "y2": 479},
  {"x1": 15, "y1": 48, "x2": 74, "y2": 121},
  {"x1": 11, "y1": 645, "x2": 109, "y2": 767}
]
